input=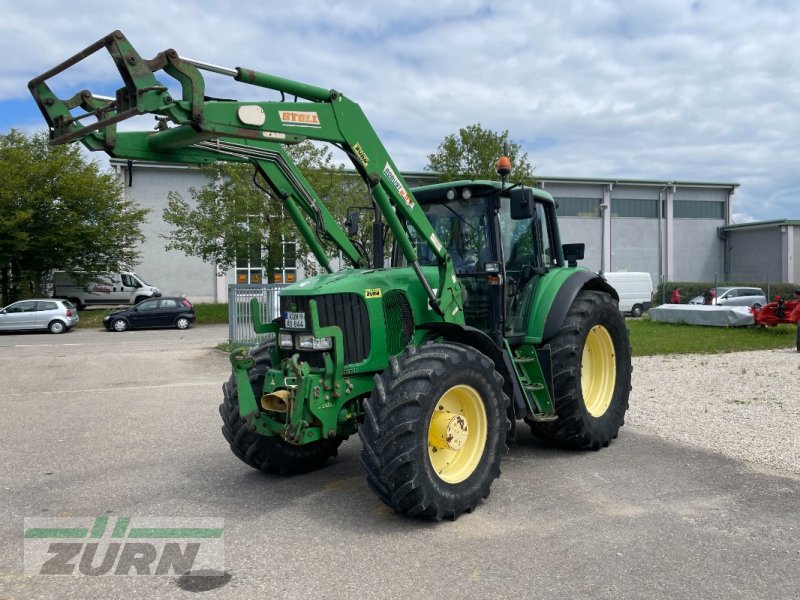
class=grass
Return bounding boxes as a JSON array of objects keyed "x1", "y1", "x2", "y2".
[
  {"x1": 76, "y1": 303, "x2": 797, "y2": 356},
  {"x1": 626, "y1": 318, "x2": 797, "y2": 356}
]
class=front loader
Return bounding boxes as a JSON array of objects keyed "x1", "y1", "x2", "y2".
[{"x1": 30, "y1": 31, "x2": 632, "y2": 520}]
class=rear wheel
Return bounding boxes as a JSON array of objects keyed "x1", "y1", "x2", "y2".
[
  {"x1": 219, "y1": 343, "x2": 341, "y2": 475},
  {"x1": 48, "y1": 320, "x2": 66, "y2": 334},
  {"x1": 68, "y1": 298, "x2": 85, "y2": 310},
  {"x1": 360, "y1": 342, "x2": 509, "y2": 520},
  {"x1": 112, "y1": 319, "x2": 128, "y2": 332},
  {"x1": 175, "y1": 316, "x2": 190, "y2": 330},
  {"x1": 528, "y1": 290, "x2": 631, "y2": 449},
  {"x1": 630, "y1": 304, "x2": 643, "y2": 318}
]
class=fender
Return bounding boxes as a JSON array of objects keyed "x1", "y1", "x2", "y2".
[
  {"x1": 416, "y1": 322, "x2": 524, "y2": 434},
  {"x1": 540, "y1": 271, "x2": 619, "y2": 343}
]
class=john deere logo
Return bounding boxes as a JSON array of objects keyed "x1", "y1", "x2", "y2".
[{"x1": 365, "y1": 288, "x2": 382, "y2": 299}]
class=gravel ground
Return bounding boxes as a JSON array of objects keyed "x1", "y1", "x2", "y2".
[{"x1": 628, "y1": 348, "x2": 800, "y2": 477}]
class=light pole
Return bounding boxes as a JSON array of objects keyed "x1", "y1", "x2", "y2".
[{"x1": 599, "y1": 203, "x2": 608, "y2": 275}]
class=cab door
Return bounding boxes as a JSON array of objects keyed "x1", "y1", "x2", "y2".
[{"x1": 501, "y1": 198, "x2": 557, "y2": 337}]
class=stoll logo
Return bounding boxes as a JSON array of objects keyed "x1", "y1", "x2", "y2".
[{"x1": 24, "y1": 516, "x2": 224, "y2": 576}]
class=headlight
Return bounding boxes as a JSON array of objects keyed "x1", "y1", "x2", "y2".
[
  {"x1": 296, "y1": 334, "x2": 333, "y2": 350},
  {"x1": 279, "y1": 332, "x2": 294, "y2": 349}
]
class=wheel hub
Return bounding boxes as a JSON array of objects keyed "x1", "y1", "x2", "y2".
[
  {"x1": 426, "y1": 384, "x2": 488, "y2": 484},
  {"x1": 428, "y1": 411, "x2": 469, "y2": 451}
]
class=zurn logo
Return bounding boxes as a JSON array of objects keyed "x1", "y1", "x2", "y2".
[{"x1": 24, "y1": 516, "x2": 224, "y2": 576}]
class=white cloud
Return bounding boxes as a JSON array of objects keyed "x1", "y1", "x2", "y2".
[{"x1": 3, "y1": 0, "x2": 799, "y2": 221}]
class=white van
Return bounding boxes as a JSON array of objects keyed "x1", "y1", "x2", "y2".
[
  {"x1": 52, "y1": 271, "x2": 161, "y2": 309},
  {"x1": 602, "y1": 272, "x2": 653, "y2": 317}
]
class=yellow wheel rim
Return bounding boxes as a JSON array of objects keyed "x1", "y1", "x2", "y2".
[
  {"x1": 427, "y1": 384, "x2": 487, "y2": 484},
  {"x1": 581, "y1": 325, "x2": 617, "y2": 417}
]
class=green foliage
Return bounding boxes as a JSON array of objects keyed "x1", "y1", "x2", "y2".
[
  {"x1": 0, "y1": 129, "x2": 149, "y2": 305},
  {"x1": 655, "y1": 281, "x2": 800, "y2": 306},
  {"x1": 627, "y1": 318, "x2": 797, "y2": 356},
  {"x1": 162, "y1": 142, "x2": 370, "y2": 275},
  {"x1": 426, "y1": 123, "x2": 535, "y2": 184}
]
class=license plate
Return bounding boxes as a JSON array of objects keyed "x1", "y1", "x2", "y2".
[{"x1": 284, "y1": 311, "x2": 306, "y2": 329}]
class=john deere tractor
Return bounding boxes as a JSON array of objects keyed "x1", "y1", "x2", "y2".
[{"x1": 30, "y1": 31, "x2": 632, "y2": 520}]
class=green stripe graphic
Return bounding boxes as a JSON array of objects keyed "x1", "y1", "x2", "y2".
[
  {"x1": 24, "y1": 528, "x2": 87, "y2": 539},
  {"x1": 128, "y1": 528, "x2": 223, "y2": 538}
]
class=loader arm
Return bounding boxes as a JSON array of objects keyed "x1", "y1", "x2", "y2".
[{"x1": 28, "y1": 30, "x2": 461, "y2": 319}]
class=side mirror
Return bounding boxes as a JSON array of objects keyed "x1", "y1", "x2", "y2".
[
  {"x1": 562, "y1": 243, "x2": 585, "y2": 267},
  {"x1": 510, "y1": 188, "x2": 535, "y2": 220},
  {"x1": 345, "y1": 210, "x2": 360, "y2": 237}
]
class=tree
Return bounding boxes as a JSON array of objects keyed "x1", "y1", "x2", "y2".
[
  {"x1": 0, "y1": 129, "x2": 149, "y2": 305},
  {"x1": 426, "y1": 123, "x2": 535, "y2": 184},
  {"x1": 162, "y1": 142, "x2": 372, "y2": 280}
]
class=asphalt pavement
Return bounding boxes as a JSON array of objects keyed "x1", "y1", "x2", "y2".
[{"x1": 0, "y1": 325, "x2": 797, "y2": 599}]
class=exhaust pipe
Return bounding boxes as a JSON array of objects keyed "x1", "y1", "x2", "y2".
[{"x1": 261, "y1": 389, "x2": 290, "y2": 413}]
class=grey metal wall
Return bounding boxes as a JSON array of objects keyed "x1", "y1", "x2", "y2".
[
  {"x1": 673, "y1": 220, "x2": 725, "y2": 281},
  {"x1": 118, "y1": 164, "x2": 219, "y2": 303},
  {"x1": 727, "y1": 227, "x2": 783, "y2": 282}
]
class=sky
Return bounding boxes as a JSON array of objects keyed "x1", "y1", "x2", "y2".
[{"x1": 2, "y1": 0, "x2": 799, "y2": 223}]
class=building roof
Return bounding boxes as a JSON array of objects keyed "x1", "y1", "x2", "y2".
[{"x1": 721, "y1": 219, "x2": 800, "y2": 231}]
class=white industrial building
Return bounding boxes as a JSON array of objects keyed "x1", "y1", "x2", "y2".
[{"x1": 112, "y1": 160, "x2": 791, "y2": 304}]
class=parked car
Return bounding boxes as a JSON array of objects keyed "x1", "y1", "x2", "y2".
[
  {"x1": 688, "y1": 287, "x2": 767, "y2": 308},
  {"x1": 103, "y1": 297, "x2": 195, "y2": 332},
  {"x1": 0, "y1": 298, "x2": 79, "y2": 334}
]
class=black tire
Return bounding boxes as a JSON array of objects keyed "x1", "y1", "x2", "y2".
[
  {"x1": 175, "y1": 316, "x2": 191, "y2": 330},
  {"x1": 630, "y1": 304, "x2": 643, "y2": 318},
  {"x1": 68, "y1": 298, "x2": 85, "y2": 311},
  {"x1": 528, "y1": 290, "x2": 631, "y2": 450},
  {"x1": 48, "y1": 320, "x2": 66, "y2": 334},
  {"x1": 219, "y1": 343, "x2": 341, "y2": 475},
  {"x1": 360, "y1": 342, "x2": 510, "y2": 520},
  {"x1": 111, "y1": 319, "x2": 128, "y2": 332}
]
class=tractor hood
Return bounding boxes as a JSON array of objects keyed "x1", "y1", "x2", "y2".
[{"x1": 281, "y1": 266, "x2": 439, "y2": 299}]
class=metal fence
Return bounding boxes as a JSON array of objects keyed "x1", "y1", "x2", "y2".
[{"x1": 227, "y1": 283, "x2": 288, "y2": 346}]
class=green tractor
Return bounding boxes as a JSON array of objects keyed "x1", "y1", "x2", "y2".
[{"x1": 30, "y1": 31, "x2": 632, "y2": 520}]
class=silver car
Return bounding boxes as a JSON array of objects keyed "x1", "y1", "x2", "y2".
[
  {"x1": 0, "y1": 299, "x2": 79, "y2": 334},
  {"x1": 688, "y1": 287, "x2": 767, "y2": 308}
]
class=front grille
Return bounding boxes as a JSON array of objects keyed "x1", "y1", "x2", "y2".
[
  {"x1": 280, "y1": 293, "x2": 371, "y2": 365},
  {"x1": 383, "y1": 290, "x2": 414, "y2": 356}
]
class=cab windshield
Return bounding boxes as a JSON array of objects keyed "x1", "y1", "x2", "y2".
[{"x1": 409, "y1": 196, "x2": 490, "y2": 274}]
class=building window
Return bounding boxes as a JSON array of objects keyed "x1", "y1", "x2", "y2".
[
  {"x1": 554, "y1": 197, "x2": 601, "y2": 217},
  {"x1": 611, "y1": 198, "x2": 659, "y2": 218},
  {"x1": 674, "y1": 200, "x2": 725, "y2": 219},
  {"x1": 271, "y1": 240, "x2": 297, "y2": 284},
  {"x1": 236, "y1": 240, "x2": 264, "y2": 284}
]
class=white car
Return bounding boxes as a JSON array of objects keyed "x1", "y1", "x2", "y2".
[{"x1": 0, "y1": 299, "x2": 79, "y2": 334}]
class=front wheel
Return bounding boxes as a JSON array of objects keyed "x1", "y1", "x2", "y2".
[
  {"x1": 630, "y1": 304, "x2": 643, "y2": 318},
  {"x1": 360, "y1": 342, "x2": 510, "y2": 520},
  {"x1": 528, "y1": 290, "x2": 632, "y2": 450},
  {"x1": 112, "y1": 319, "x2": 129, "y2": 332}
]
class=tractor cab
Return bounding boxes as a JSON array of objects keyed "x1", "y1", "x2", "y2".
[{"x1": 395, "y1": 180, "x2": 564, "y2": 342}]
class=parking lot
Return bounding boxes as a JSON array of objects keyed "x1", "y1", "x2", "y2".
[{"x1": 1, "y1": 325, "x2": 798, "y2": 599}]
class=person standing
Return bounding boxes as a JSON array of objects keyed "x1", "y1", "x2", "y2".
[{"x1": 670, "y1": 287, "x2": 682, "y2": 304}]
